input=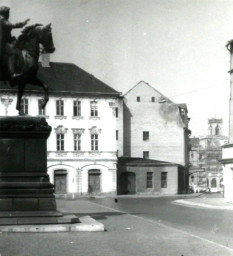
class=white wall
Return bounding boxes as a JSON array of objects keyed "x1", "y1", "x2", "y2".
[
  {"x1": 0, "y1": 92, "x2": 120, "y2": 195},
  {"x1": 123, "y1": 81, "x2": 186, "y2": 165}
]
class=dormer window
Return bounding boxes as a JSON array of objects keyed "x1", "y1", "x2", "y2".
[{"x1": 137, "y1": 96, "x2": 140, "y2": 102}]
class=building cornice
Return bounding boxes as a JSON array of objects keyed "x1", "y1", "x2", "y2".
[
  {"x1": 0, "y1": 89, "x2": 121, "y2": 98},
  {"x1": 47, "y1": 159, "x2": 117, "y2": 162},
  {"x1": 222, "y1": 143, "x2": 233, "y2": 148},
  {"x1": 218, "y1": 158, "x2": 233, "y2": 164}
]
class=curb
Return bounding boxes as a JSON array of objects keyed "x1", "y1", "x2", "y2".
[
  {"x1": 76, "y1": 193, "x2": 203, "y2": 199},
  {"x1": 173, "y1": 199, "x2": 233, "y2": 210},
  {"x1": 0, "y1": 216, "x2": 105, "y2": 233}
]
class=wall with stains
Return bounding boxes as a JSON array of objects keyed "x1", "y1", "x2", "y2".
[{"x1": 122, "y1": 81, "x2": 188, "y2": 165}]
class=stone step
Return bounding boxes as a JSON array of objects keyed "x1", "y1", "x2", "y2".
[
  {"x1": 0, "y1": 182, "x2": 54, "y2": 188},
  {"x1": 0, "y1": 194, "x2": 54, "y2": 198},
  {"x1": 0, "y1": 210, "x2": 63, "y2": 217},
  {"x1": 0, "y1": 172, "x2": 48, "y2": 177},
  {"x1": 0, "y1": 215, "x2": 79, "y2": 225},
  {"x1": 0, "y1": 188, "x2": 54, "y2": 195},
  {"x1": 0, "y1": 177, "x2": 50, "y2": 182},
  {"x1": 0, "y1": 198, "x2": 57, "y2": 211}
]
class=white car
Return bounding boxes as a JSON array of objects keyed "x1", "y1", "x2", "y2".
[{"x1": 193, "y1": 185, "x2": 208, "y2": 193}]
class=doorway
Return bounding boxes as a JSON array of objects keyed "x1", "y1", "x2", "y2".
[
  {"x1": 120, "y1": 172, "x2": 136, "y2": 194},
  {"x1": 54, "y1": 170, "x2": 67, "y2": 194},
  {"x1": 88, "y1": 169, "x2": 101, "y2": 194}
]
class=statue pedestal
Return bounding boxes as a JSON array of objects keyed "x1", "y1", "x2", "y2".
[{"x1": 0, "y1": 116, "x2": 78, "y2": 225}]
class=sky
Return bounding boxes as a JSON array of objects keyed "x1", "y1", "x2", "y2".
[{"x1": 1, "y1": 0, "x2": 233, "y2": 137}]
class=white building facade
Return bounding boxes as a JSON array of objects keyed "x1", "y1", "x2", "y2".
[
  {"x1": 221, "y1": 40, "x2": 233, "y2": 201},
  {"x1": 0, "y1": 62, "x2": 122, "y2": 197}
]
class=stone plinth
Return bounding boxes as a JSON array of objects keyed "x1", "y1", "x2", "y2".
[{"x1": 0, "y1": 116, "x2": 78, "y2": 225}]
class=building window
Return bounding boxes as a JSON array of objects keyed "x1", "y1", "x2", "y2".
[
  {"x1": 146, "y1": 172, "x2": 153, "y2": 188},
  {"x1": 215, "y1": 125, "x2": 220, "y2": 135},
  {"x1": 151, "y1": 97, "x2": 155, "y2": 102},
  {"x1": 116, "y1": 130, "x2": 119, "y2": 140},
  {"x1": 143, "y1": 151, "x2": 149, "y2": 159},
  {"x1": 143, "y1": 131, "x2": 149, "y2": 141},
  {"x1": 161, "y1": 172, "x2": 167, "y2": 188},
  {"x1": 211, "y1": 178, "x2": 217, "y2": 188},
  {"x1": 115, "y1": 107, "x2": 118, "y2": 118},
  {"x1": 91, "y1": 134, "x2": 98, "y2": 151},
  {"x1": 74, "y1": 133, "x2": 81, "y2": 151},
  {"x1": 90, "y1": 101, "x2": 98, "y2": 117},
  {"x1": 21, "y1": 98, "x2": 28, "y2": 115},
  {"x1": 38, "y1": 99, "x2": 46, "y2": 115},
  {"x1": 137, "y1": 96, "x2": 140, "y2": 102},
  {"x1": 56, "y1": 99, "x2": 64, "y2": 116},
  {"x1": 73, "y1": 100, "x2": 81, "y2": 117},
  {"x1": 56, "y1": 134, "x2": 64, "y2": 151}
]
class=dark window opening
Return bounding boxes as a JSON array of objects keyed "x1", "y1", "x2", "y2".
[
  {"x1": 146, "y1": 172, "x2": 153, "y2": 188},
  {"x1": 56, "y1": 100, "x2": 64, "y2": 116},
  {"x1": 143, "y1": 151, "x2": 149, "y2": 159},
  {"x1": 57, "y1": 134, "x2": 64, "y2": 151},
  {"x1": 73, "y1": 100, "x2": 81, "y2": 116},
  {"x1": 143, "y1": 131, "x2": 149, "y2": 141},
  {"x1": 161, "y1": 172, "x2": 167, "y2": 188}
]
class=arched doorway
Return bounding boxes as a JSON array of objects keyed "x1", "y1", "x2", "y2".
[
  {"x1": 54, "y1": 170, "x2": 67, "y2": 194},
  {"x1": 88, "y1": 169, "x2": 101, "y2": 194},
  {"x1": 120, "y1": 172, "x2": 136, "y2": 194},
  {"x1": 211, "y1": 178, "x2": 217, "y2": 188}
]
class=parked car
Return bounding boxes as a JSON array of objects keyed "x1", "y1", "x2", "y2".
[{"x1": 193, "y1": 185, "x2": 208, "y2": 193}]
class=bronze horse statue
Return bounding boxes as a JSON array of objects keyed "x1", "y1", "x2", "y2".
[{"x1": 0, "y1": 23, "x2": 55, "y2": 113}]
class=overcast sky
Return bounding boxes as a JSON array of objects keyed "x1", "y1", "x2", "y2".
[{"x1": 1, "y1": 0, "x2": 233, "y2": 136}]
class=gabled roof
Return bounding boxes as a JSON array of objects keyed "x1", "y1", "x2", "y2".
[
  {"x1": 0, "y1": 62, "x2": 121, "y2": 97},
  {"x1": 118, "y1": 157, "x2": 181, "y2": 167},
  {"x1": 124, "y1": 81, "x2": 174, "y2": 103}
]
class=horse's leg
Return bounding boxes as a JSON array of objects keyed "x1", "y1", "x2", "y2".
[
  {"x1": 30, "y1": 77, "x2": 49, "y2": 108},
  {"x1": 16, "y1": 82, "x2": 25, "y2": 113}
]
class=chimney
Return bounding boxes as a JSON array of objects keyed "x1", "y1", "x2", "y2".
[{"x1": 41, "y1": 53, "x2": 50, "y2": 68}]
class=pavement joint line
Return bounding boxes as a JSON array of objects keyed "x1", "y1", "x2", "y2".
[{"x1": 85, "y1": 200, "x2": 233, "y2": 253}]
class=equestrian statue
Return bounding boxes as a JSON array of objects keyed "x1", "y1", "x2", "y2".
[{"x1": 0, "y1": 6, "x2": 55, "y2": 114}]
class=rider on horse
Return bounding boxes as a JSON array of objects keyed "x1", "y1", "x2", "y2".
[{"x1": 0, "y1": 6, "x2": 29, "y2": 80}]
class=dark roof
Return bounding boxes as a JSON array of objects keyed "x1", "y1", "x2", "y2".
[
  {"x1": 0, "y1": 62, "x2": 120, "y2": 97},
  {"x1": 118, "y1": 157, "x2": 180, "y2": 167}
]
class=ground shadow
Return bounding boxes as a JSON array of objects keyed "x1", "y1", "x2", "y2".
[{"x1": 63, "y1": 211, "x2": 143, "y2": 220}]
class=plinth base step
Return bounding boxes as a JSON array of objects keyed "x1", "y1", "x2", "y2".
[
  {"x1": 0, "y1": 214, "x2": 79, "y2": 225},
  {"x1": 0, "y1": 210, "x2": 62, "y2": 217},
  {"x1": 0, "y1": 216, "x2": 104, "y2": 232}
]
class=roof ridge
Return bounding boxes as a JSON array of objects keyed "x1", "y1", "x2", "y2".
[{"x1": 123, "y1": 81, "x2": 174, "y2": 104}]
